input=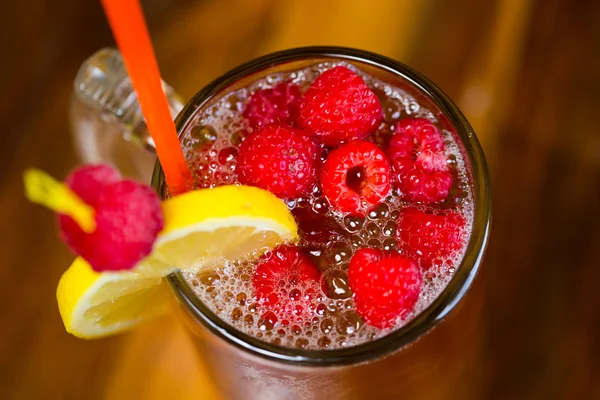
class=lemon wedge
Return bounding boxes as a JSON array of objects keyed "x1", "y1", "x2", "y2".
[
  {"x1": 154, "y1": 185, "x2": 298, "y2": 268},
  {"x1": 57, "y1": 258, "x2": 171, "y2": 338},
  {"x1": 55, "y1": 185, "x2": 298, "y2": 339}
]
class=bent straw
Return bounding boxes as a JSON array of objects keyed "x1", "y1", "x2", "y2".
[{"x1": 100, "y1": 0, "x2": 192, "y2": 195}]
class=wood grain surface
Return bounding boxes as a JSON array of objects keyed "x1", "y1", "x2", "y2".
[{"x1": 1, "y1": 0, "x2": 600, "y2": 399}]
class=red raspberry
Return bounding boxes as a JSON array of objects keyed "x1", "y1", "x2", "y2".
[
  {"x1": 348, "y1": 248, "x2": 422, "y2": 329},
  {"x1": 299, "y1": 66, "x2": 382, "y2": 145},
  {"x1": 320, "y1": 140, "x2": 391, "y2": 214},
  {"x1": 349, "y1": 247, "x2": 386, "y2": 268},
  {"x1": 388, "y1": 118, "x2": 452, "y2": 203},
  {"x1": 243, "y1": 81, "x2": 301, "y2": 128},
  {"x1": 64, "y1": 164, "x2": 120, "y2": 201},
  {"x1": 237, "y1": 125, "x2": 319, "y2": 199},
  {"x1": 59, "y1": 165, "x2": 163, "y2": 272},
  {"x1": 252, "y1": 245, "x2": 321, "y2": 320},
  {"x1": 398, "y1": 207, "x2": 466, "y2": 269}
]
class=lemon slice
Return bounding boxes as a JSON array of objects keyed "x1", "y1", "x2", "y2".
[
  {"x1": 55, "y1": 185, "x2": 298, "y2": 338},
  {"x1": 154, "y1": 185, "x2": 298, "y2": 268},
  {"x1": 57, "y1": 258, "x2": 172, "y2": 338}
]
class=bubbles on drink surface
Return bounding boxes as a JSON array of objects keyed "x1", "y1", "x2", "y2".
[{"x1": 180, "y1": 61, "x2": 474, "y2": 349}]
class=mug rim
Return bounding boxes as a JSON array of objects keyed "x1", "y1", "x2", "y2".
[{"x1": 154, "y1": 46, "x2": 492, "y2": 367}]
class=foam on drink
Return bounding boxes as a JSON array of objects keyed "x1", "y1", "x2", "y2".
[{"x1": 180, "y1": 62, "x2": 474, "y2": 350}]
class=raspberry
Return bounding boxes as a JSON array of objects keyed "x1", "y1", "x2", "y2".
[
  {"x1": 252, "y1": 245, "x2": 321, "y2": 320},
  {"x1": 59, "y1": 165, "x2": 163, "y2": 272},
  {"x1": 388, "y1": 118, "x2": 452, "y2": 203},
  {"x1": 320, "y1": 140, "x2": 391, "y2": 214},
  {"x1": 299, "y1": 66, "x2": 382, "y2": 145},
  {"x1": 397, "y1": 207, "x2": 466, "y2": 269},
  {"x1": 348, "y1": 248, "x2": 422, "y2": 329},
  {"x1": 243, "y1": 81, "x2": 301, "y2": 128},
  {"x1": 237, "y1": 125, "x2": 319, "y2": 199},
  {"x1": 349, "y1": 247, "x2": 386, "y2": 268},
  {"x1": 64, "y1": 164, "x2": 121, "y2": 202}
]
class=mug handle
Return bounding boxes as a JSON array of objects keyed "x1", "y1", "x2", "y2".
[{"x1": 69, "y1": 48, "x2": 184, "y2": 183}]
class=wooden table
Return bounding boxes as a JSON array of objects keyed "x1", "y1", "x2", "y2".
[{"x1": 2, "y1": 0, "x2": 599, "y2": 398}]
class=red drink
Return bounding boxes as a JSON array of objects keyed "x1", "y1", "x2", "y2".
[{"x1": 158, "y1": 47, "x2": 491, "y2": 399}]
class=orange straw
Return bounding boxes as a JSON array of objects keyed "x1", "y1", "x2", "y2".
[{"x1": 100, "y1": 0, "x2": 192, "y2": 195}]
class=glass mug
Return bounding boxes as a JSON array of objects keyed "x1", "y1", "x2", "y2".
[{"x1": 70, "y1": 47, "x2": 491, "y2": 400}]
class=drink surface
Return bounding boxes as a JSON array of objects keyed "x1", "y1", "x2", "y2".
[{"x1": 180, "y1": 61, "x2": 474, "y2": 350}]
